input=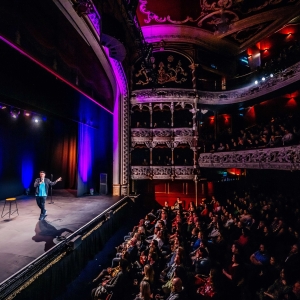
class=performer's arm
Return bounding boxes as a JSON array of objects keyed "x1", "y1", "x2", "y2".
[{"x1": 49, "y1": 177, "x2": 62, "y2": 185}]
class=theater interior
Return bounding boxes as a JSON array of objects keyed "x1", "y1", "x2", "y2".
[{"x1": 1, "y1": 0, "x2": 300, "y2": 299}]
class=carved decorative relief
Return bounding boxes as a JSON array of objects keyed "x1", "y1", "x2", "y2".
[
  {"x1": 131, "y1": 166, "x2": 194, "y2": 180},
  {"x1": 131, "y1": 61, "x2": 300, "y2": 105},
  {"x1": 131, "y1": 129, "x2": 151, "y2": 137},
  {"x1": 173, "y1": 128, "x2": 193, "y2": 136},
  {"x1": 198, "y1": 146, "x2": 300, "y2": 171},
  {"x1": 131, "y1": 128, "x2": 195, "y2": 147},
  {"x1": 152, "y1": 129, "x2": 172, "y2": 137},
  {"x1": 131, "y1": 166, "x2": 150, "y2": 179}
]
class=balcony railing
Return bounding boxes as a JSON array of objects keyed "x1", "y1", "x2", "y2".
[
  {"x1": 131, "y1": 128, "x2": 194, "y2": 146},
  {"x1": 131, "y1": 166, "x2": 194, "y2": 180},
  {"x1": 131, "y1": 61, "x2": 300, "y2": 105},
  {"x1": 198, "y1": 145, "x2": 300, "y2": 171}
]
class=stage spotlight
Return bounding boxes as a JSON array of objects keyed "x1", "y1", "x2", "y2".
[
  {"x1": 10, "y1": 108, "x2": 20, "y2": 118},
  {"x1": 270, "y1": 73, "x2": 274, "y2": 77},
  {"x1": 0, "y1": 104, "x2": 6, "y2": 109},
  {"x1": 254, "y1": 80, "x2": 258, "y2": 84},
  {"x1": 24, "y1": 111, "x2": 31, "y2": 117},
  {"x1": 33, "y1": 116, "x2": 41, "y2": 123},
  {"x1": 262, "y1": 77, "x2": 265, "y2": 81}
]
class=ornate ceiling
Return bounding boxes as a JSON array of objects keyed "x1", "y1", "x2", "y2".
[{"x1": 137, "y1": 0, "x2": 300, "y2": 56}]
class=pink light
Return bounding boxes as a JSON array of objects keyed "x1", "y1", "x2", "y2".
[{"x1": 0, "y1": 35, "x2": 113, "y2": 115}]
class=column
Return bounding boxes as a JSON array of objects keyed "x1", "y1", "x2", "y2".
[{"x1": 170, "y1": 102, "x2": 174, "y2": 127}]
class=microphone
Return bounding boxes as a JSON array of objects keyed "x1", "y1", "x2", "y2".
[{"x1": 51, "y1": 174, "x2": 53, "y2": 180}]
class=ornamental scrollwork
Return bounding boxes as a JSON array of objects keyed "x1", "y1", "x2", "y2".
[
  {"x1": 173, "y1": 128, "x2": 193, "y2": 137},
  {"x1": 131, "y1": 129, "x2": 151, "y2": 137},
  {"x1": 131, "y1": 61, "x2": 300, "y2": 105},
  {"x1": 152, "y1": 166, "x2": 172, "y2": 176},
  {"x1": 135, "y1": 56, "x2": 188, "y2": 86},
  {"x1": 198, "y1": 146, "x2": 300, "y2": 170},
  {"x1": 152, "y1": 129, "x2": 172, "y2": 137},
  {"x1": 174, "y1": 167, "x2": 194, "y2": 176}
]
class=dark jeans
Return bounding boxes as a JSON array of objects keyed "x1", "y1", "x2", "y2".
[{"x1": 36, "y1": 196, "x2": 47, "y2": 215}]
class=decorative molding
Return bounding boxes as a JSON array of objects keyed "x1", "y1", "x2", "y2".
[
  {"x1": 131, "y1": 128, "x2": 194, "y2": 146},
  {"x1": 131, "y1": 61, "x2": 300, "y2": 105},
  {"x1": 131, "y1": 89, "x2": 197, "y2": 104},
  {"x1": 131, "y1": 166, "x2": 194, "y2": 180},
  {"x1": 131, "y1": 166, "x2": 150, "y2": 179},
  {"x1": 122, "y1": 95, "x2": 130, "y2": 191},
  {"x1": 198, "y1": 146, "x2": 300, "y2": 171},
  {"x1": 174, "y1": 166, "x2": 194, "y2": 179}
]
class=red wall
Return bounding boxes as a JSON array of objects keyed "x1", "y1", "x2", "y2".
[{"x1": 149, "y1": 180, "x2": 214, "y2": 208}]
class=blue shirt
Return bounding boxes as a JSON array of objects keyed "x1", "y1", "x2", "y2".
[
  {"x1": 38, "y1": 182, "x2": 47, "y2": 196},
  {"x1": 254, "y1": 251, "x2": 269, "y2": 265}
]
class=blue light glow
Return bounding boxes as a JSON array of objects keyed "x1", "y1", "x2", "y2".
[
  {"x1": 78, "y1": 124, "x2": 93, "y2": 183},
  {"x1": 22, "y1": 154, "x2": 34, "y2": 189}
]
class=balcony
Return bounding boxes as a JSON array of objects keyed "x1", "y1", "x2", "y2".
[
  {"x1": 198, "y1": 145, "x2": 300, "y2": 171},
  {"x1": 131, "y1": 128, "x2": 194, "y2": 147},
  {"x1": 131, "y1": 166, "x2": 194, "y2": 180}
]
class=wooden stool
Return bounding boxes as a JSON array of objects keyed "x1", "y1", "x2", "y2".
[{"x1": 1, "y1": 198, "x2": 19, "y2": 219}]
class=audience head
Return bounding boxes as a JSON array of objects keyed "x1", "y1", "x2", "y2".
[
  {"x1": 171, "y1": 277, "x2": 183, "y2": 293},
  {"x1": 139, "y1": 280, "x2": 151, "y2": 299}
]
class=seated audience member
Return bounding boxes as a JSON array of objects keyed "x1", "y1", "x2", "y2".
[
  {"x1": 258, "y1": 256, "x2": 281, "y2": 291},
  {"x1": 249, "y1": 244, "x2": 270, "y2": 268},
  {"x1": 192, "y1": 247, "x2": 211, "y2": 276},
  {"x1": 159, "y1": 277, "x2": 187, "y2": 300},
  {"x1": 282, "y1": 129, "x2": 294, "y2": 145},
  {"x1": 284, "y1": 244, "x2": 300, "y2": 284},
  {"x1": 92, "y1": 259, "x2": 130, "y2": 300},
  {"x1": 134, "y1": 280, "x2": 152, "y2": 300},
  {"x1": 222, "y1": 254, "x2": 245, "y2": 300},
  {"x1": 284, "y1": 281, "x2": 300, "y2": 300},
  {"x1": 195, "y1": 268, "x2": 223, "y2": 299},
  {"x1": 217, "y1": 142, "x2": 225, "y2": 151},
  {"x1": 257, "y1": 269, "x2": 291, "y2": 300}
]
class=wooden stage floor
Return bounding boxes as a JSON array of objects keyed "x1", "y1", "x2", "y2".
[{"x1": 0, "y1": 190, "x2": 120, "y2": 284}]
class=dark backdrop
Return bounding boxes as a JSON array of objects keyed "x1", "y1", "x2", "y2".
[{"x1": 0, "y1": 36, "x2": 113, "y2": 200}]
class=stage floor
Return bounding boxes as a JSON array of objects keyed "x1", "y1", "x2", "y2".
[{"x1": 0, "y1": 190, "x2": 120, "y2": 283}]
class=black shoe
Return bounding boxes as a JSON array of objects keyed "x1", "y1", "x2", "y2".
[{"x1": 40, "y1": 211, "x2": 48, "y2": 220}]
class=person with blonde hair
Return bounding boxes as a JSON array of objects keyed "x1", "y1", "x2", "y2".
[{"x1": 134, "y1": 280, "x2": 152, "y2": 300}]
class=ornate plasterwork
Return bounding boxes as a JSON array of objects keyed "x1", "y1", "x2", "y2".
[
  {"x1": 139, "y1": 0, "x2": 239, "y2": 27},
  {"x1": 131, "y1": 128, "x2": 194, "y2": 147},
  {"x1": 135, "y1": 55, "x2": 188, "y2": 86},
  {"x1": 131, "y1": 61, "x2": 300, "y2": 105},
  {"x1": 198, "y1": 145, "x2": 300, "y2": 171},
  {"x1": 131, "y1": 166, "x2": 194, "y2": 180},
  {"x1": 131, "y1": 89, "x2": 197, "y2": 104},
  {"x1": 139, "y1": 0, "x2": 294, "y2": 27}
]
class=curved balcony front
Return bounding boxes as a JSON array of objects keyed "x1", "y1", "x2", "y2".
[
  {"x1": 198, "y1": 145, "x2": 300, "y2": 171},
  {"x1": 131, "y1": 61, "x2": 300, "y2": 106}
]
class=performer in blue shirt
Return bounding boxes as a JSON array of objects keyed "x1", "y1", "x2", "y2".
[{"x1": 34, "y1": 171, "x2": 62, "y2": 220}]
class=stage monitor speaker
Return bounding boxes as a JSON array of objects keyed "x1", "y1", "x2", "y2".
[
  {"x1": 68, "y1": 235, "x2": 82, "y2": 251},
  {"x1": 100, "y1": 173, "x2": 108, "y2": 195}
]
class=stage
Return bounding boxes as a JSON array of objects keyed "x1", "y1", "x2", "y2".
[{"x1": 0, "y1": 190, "x2": 120, "y2": 284}]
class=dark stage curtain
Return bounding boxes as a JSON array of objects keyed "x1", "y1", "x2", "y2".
[{"x1": 49, "y1": 121, "x2": 77, "y2": 189}]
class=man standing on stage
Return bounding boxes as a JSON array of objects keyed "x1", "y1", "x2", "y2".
[{"x1": 34, "y1": 171, "x2": 62, "y2": 220}]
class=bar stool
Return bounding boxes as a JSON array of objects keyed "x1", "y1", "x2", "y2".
[{"x1": 1, "y1": 198, "x2": 19, "y2": 219}]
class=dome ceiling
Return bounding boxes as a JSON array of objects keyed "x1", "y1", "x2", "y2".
[{"x1": 137, "y1": 0, "x2": 300, "y2": 56}]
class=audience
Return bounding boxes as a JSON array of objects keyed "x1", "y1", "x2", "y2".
[
  {"x1": 201, "y1": 112, "x2": 300, "y2": 153},
  {"x1": 91, "y1": 187, "x2": 300, "y2": 300}
]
